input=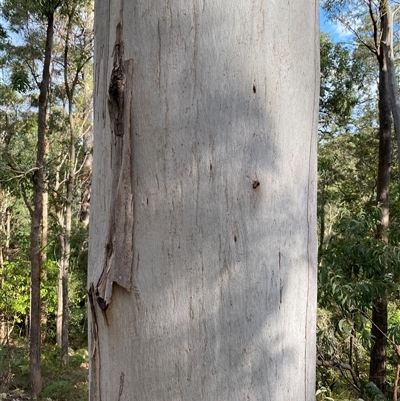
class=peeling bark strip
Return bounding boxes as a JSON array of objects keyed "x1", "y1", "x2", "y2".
[{"x1": 96, "y1": 21, "x2": 135, "y2": 309}]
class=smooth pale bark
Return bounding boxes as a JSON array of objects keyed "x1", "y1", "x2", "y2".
[
  {"x1": 380, "y1": 1, "x2": 400, "y2": 172},
  {"x1": 0, "y1": 197, "x2": 11, "y2": 345},
  {"x1": 40, "y1": 137, "x2": 49, "y2": 345},
  {"x1": 54, "y1": 154, "x2": 69, "y2": 360},
  {"x1": 89, "y1": 1, "x2": 319, "y2": 400},
  {"x1": 79, "y1": 7, "x2": 94, "y2": 228}
]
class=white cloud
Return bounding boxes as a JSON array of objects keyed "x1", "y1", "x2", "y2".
[{"x1": 331, "y1": 21, "x2": 353, "y2": 39}]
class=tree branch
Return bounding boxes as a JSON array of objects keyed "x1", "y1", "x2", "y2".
[
  {"x1": 356, "y1": 307, "x2": 397, "y2": 348},
  {"x1": 335, "y1": 15, "x2": 377, "y2": 56},
  {"x1": 317, "y1": 359, "x2": 362, "y2": 392},
  {"x1": 20, "y1": 181, "x2": 33, "y2": 216},
  {"x1": 369, "y1": 0, "x2": 380, "y2": 55}
]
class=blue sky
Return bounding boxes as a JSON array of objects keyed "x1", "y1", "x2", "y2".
[{"x1": 320, "y1": 8, "x2": 352, "y2": 42}]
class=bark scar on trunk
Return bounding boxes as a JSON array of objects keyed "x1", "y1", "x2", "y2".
[
  {"x1": 96, "y1": 20, "x2": 135, "y2": 310},
  {"x1": 118, "y1": 372, "x2": 125, "y2": 400},
  {"x1": 88, "y1": 283, "x2": 101, "y2": 399}
]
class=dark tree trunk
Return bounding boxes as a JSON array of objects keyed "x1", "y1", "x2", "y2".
[
  {"x1": 29, "y1": 11, "x2": 55, "y2": 400},
  {"x1": 369, "y1": 7, "x2": 392, "y2": 389},
  {"x1": 369, "y1": 297, "x2": 388, "y2": 392}
]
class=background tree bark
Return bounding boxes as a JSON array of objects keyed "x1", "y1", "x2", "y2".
[
  {"x1": 29, "y1": 10, "x2": 55, "y2": 400},
  {"x1": 368, "y1": 0, "x2": 393, "y2": 391},
  {"x1": 89, "y1": 1, "x2": 319, "y2": 400}
]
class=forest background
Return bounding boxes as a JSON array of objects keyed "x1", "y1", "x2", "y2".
[{"x1": 1, "y1": 1, "x2": 400, "y2": 400}]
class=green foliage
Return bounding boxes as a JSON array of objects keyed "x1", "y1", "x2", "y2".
[
  {"x1": 2, "y1": 0, "x2": 61, "y2": 25},
  {"x1": 323, "y1": 0, "x2": 364, "y2": 18},
  {"x1": 318, "y1": 204, "x2": 400, "y2": 396},
  {"x1": 0, "y1": 260, "x2": 30, "y2": 323},
  {"x1": 316, "y1": 386, "x2": 335, "y2": 401},
  {"x1": 0, "y1": 344, "x2": 29, "y2": 390},
  {"x1": 0, "y1": 252, "x2": 85, "y2": 342},
  {"x1": 0, "y1": 2, "x2": 92, "y2": 397},
  {"x1": 41, "y1": 259, "x2": 59, "y2": 316},
  {"x1": 41, "y1": 345, "x2": 88, "y2": 400},
  {"x1": 42, "y1": 381, "x2": 73, "y2": 399},
  {"x1": 317, "y1": 17, "x2": 400, "y2": 399},
  {"x1": 364, "y1": 382, "x2": 388, "y2": 401},
  {"x1": 320, "y1": 208, "x2": 400, "y2": 297},
  {"x1": 0, "y1": 344, "x2": 88, "y2": 399},
  {"x1": 320, "y1": 33, "x2": 364, "y2": 131},
  {"x1": 10, "y1": 64, "x2": 33, "y2": 93}
]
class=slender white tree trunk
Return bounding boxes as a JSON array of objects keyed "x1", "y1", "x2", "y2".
[
  {"x1": 381, "y1": 2, "x2": 400, "y2": 173},
  {"x1": 89, "y1": 1, "x2": 319, "y2": 400}
]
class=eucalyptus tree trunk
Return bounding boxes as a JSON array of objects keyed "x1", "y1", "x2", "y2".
[
  {"x1": 56, "y1": 108, "x2": 74, "y2": 366},
  {"x1": 29, "y1": 10, "x2": 55, "y2": 400},
  {"x1": 0, "y1": 198, "x2": 11, "y2": 345},
  {"x1": 80, "y1": 123, "x2": 93, "y2": 227},
  {"x1": 79, "y1": 4, "x2": 94, "y2": 228},
  {"x1": 380, "y1": 1, "x2": 400, "y2": 169},
  {"x1": 368, "y1": 1, "x2": 393, "y2": 391},
  {"x1": 55, "y1": 9, "x2": 76, "y2": 367},
  {"x1": 40, "y1": 136, "x2": 49, "y2": 345},
  {"x1": 55, "y1": 2, "x2": 94, "y2": 364},
  {"x1": 89, "y1": 1, "x2": 319, "y2": 400},
  {"x1": 56, "y1": 238, "x2": 69, "y2": 362},
  {"x1": 80, "y1": 124, "x2": 93, "y2": 227},
  {"x1": 369, "y1": 60, "x2": 390, "y2": 391}
]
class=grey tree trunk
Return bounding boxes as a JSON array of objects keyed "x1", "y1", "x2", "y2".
[
  {"x1": 381, "y1": 1, "x2": 400, "y2": 171},
  {"x1": 89, "y1": 1, "x2": 319, "y2": 400},
  {"x1": 80, "y1": 131, "x2": 93, "y2": 228},
  {"x1": 55, "y1": 3, "x2": 94, "y2": 364}
]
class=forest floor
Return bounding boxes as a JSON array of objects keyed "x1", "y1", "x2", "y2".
[{"x1": 0, "y1": 343, "x2": 88, "y2": 401}]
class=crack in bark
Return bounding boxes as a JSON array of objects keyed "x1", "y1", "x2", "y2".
[
  {"x1": 118, "y1": 372, "x2": 125, "y2": 400},
  {"x1": 88, "y1": 283, "x2": 101, "y2": 400}
]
